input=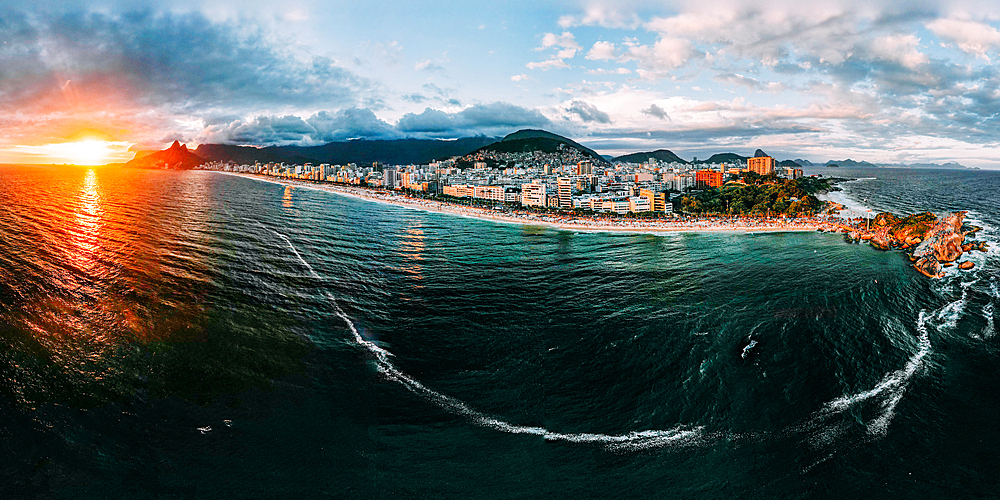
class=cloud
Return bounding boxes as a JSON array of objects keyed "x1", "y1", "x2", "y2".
[
  {"x1": 527, "y1": 59, "x2": 571, "y2": 70},
  {"x1": 558, "y1": 6, "x2": 641, "y2": 29},
  {"x1": 511, "y1": 74, "x2": 530, "y2": 81},
  {"x1": 198, "y1": 108, "x2": 401, "y2": 145},
  {"x1": 641, "y1": 103, "x2": 670, "y2": 120},
  {"x1": 586, "y1": 67, "x2": 632, "y2": 75},
  {"x1": 566, "y1": 100, "x2": 611, "y2": 123},
  {"x1": 415, "y1": 59, "x2": 446, "y2": 72},
  {"x1": 397, "y1": 102, "x2": 551, "y2": 137},
  {"x1": 620, "y1": 37, "x2": 699, "y2": 75},
  {"x1": 0, "y1": 9, "x2": 375, "y2": 148},
  {"x1": 528, "y1": 31, "x2": 581, "y2": 70},
  {"x1": 586, "y1": 41, "x2": 618, "y2": 61},
  {"x1": 864, "y1": 34, "x2": 929, "y2": 69},
  {"x1": 927, "y1": 18, "x2": 1000, "y2": 59},
  {"x1": 374, "y1": 40, "x2": 404, "y2": 67},
  {"x1": 714, "y1": 73, "x2": 789, "y2": 93}
]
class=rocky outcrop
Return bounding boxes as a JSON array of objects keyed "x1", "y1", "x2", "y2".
[
  {"x1": 125, "y1": 141, "x2": 205, "y2": 170},
  {"x1": 910, "y1": 212, "x2": 968, "y2": 278},
  {"x1": 958, "y1": 261, "x2": 975, "y2": 270},
  {"x1": 847, "y1": 211, "x2": 978, "y2": 278}
]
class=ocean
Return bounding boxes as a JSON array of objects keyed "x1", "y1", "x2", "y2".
[{"x1": 0, "y1": 164, "x2": 997, "y2": 499}]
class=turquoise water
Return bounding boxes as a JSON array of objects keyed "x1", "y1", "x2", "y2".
[{"x1": 0, "y1": 165, "x2": 997, "y2": 498}]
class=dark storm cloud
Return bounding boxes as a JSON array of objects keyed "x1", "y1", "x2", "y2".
[
  {"x1": 565, "y1": 100, "x2": 611, "y2": 123},
  {"x1": 397, "y1": 102, "x2": 551, "y2": 137},
  {"x1": 0, "y1": 9, "x2": 374, "y2": 114},
  {"x1": 201, "y1": 108, "x2": 402, "y2": 145}
]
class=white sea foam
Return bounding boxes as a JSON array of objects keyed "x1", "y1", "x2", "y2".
[
  {"x1": 817, "y1": 178, "x2": 878, "y2": 219},
  {"x1": 979, "y1": 303, "x2": 995, "y2": 339},
  {"x1": 269, "y1": 227, "x2": 705, "y2": 452},
  {"x1": 814, "y1": 309, "x2": 933, "y2": 437}
]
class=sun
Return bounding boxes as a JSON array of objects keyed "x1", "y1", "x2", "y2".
[
  {"x1": 13, "y1": 138, "x2": 131, "y2": 165},
  {"x1": 70, "y1": 140, "x2": 112, "y2": 166}
]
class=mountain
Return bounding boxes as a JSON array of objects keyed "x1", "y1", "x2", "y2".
[
  {"x1": 901, "y1": 162, "x2": 975, "y2": 170},
  {"x1": 612, "y1": 149, "x2": 688, "y2": 164},
  {"x1": 472, "y1": 129, "x2": 609, "y2": 164},
  {"x1": 125, "y1": 141, "x2": 205, "y2": 170},
  {"x1": 825, "y1": 159, "x2": 876, "y2": 168},
  {"x1": 194, "y1": 137, "x2": 498, "y2": 166},
  {"x1": 794, "y1": 158, "x2": 815, "y2": 166},
  {"x1": 692, "y1": 153, "x2": 747, "y2": 164},
  {"x1": 779, "y1": 160, "x2": 801, "y2": 167},
  {"x1": 753, "y1": 149, "x2": 769, "y2": 158}
]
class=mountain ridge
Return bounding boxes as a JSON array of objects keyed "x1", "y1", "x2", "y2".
[{"x1": 128, "y1": 130, "x2": 974, "y2": 171}]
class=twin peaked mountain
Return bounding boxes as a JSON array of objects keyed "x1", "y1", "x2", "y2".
[{"x1": 125, "y1": 130, "x2": 968, "y2": 170}]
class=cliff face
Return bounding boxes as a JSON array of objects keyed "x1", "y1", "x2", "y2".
[{"x1": 125, "y1": 141, "x2": 205, "y2": 170}]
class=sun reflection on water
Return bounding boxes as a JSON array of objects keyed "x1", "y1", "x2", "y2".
[
  {"x1": 71, "y1": 168, "x2": 104, "y2": 271},
  {"x1": 399, "y1": 224, "x2": 425, "y2": 283}
]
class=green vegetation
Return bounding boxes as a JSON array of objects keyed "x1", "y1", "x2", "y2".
[{"x1": 679, "y1": 173, "x2": 832, "y2": 216}]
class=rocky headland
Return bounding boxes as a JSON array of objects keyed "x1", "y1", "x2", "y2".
[
  {"x1": 125, "y1": 141, "x2": 205, "y2": 170},
  {"x1": 830, "y1": 211, "x2": 988, "y2": 278}
]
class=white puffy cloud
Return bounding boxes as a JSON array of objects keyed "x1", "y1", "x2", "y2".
[
  {"x1": 927, "y1": 18, "x2": 1000, "y2": 59},
  {"x1": 620, "y1": 37, "x2": 698, "y2": 75},
  {"x1": 528, "y1": 31, "x2": 581, "y2": 70},
  {"x1": 865, "y1": 34, "x2": 929, "y2": 69},
  {"x1": 557, "y1": 6, "x2": 641, "y2": 29},
  {"x1": 586, "y1": 41, "x2": 618, "y2": 61}
]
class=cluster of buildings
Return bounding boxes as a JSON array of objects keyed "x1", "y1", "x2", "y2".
[{"x1": 200, "y1": 150, "x2": 803, "y2": 216}]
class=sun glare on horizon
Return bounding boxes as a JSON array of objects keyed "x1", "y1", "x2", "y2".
[{"x1": 13, "y1": 139, "x2": 131, "y2": 166}]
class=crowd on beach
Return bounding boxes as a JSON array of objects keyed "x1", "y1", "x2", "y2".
[{"x1": 231, "y1": 172, "x2": 861, "y2": 234}]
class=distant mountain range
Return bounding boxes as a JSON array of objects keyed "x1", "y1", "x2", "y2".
[
  {"x1": 193, "y1": 137, "x2": 498, "y2": 167},
  {"x1": 795, "y1": 158, "x2": 974, "y2": 169},
  {"x1": 123, "y1": 129, "x2": 974, "y2": 171}
]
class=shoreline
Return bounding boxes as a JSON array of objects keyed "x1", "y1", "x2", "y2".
[{"x1": 214, "y1": 172, "x2": 845, "y2": 235}]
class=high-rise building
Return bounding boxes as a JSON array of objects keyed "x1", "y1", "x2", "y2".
[
  {"x1": 521, "y1": 181, "x2": 547, "y2": 208},
  {"x1": 383, "y1": 168, "x2": 399, "y2": 189},
  {"x1": 639, "y1": 188, "x2": 668, "y2": 212},
  {"x1": 695, "y1": 170, "x2": 724, "y2": 189},
  {"x1": 576, "y1": 161, "x2": 593, "y2": 175},
  {"x1": 748, "y1": 156, "x2": 776, "y2": 176},
  {"x1": 557, "y1": 177, "x2": 572, "y2": 209}
]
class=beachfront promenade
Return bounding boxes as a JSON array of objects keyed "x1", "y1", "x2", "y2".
[{"x1": 223, "y1": 172, "x2": 861, "y2": 235}]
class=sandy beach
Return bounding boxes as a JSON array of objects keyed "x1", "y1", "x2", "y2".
[{"x1": 218, "y1": 172, "x2": 849, "y2": 235}]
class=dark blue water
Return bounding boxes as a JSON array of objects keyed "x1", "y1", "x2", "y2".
[{"x1": 1, "y1": 165, "x2": 997, "y2": 498}]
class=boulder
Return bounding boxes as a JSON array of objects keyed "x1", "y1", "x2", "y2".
[
  {"x1": 958, "y1": 261, "x2": 975, "y2": 270},
  {"x1": 910, "y1": 212, "x2": 967, "y2": 277},
  {"x1": 913, "y1": 256, "x2": 943, "y2": 278}
]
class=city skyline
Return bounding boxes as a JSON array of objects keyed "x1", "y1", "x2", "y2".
[{"x1": 1, "y1": 0, "x2": 999, "y2": 168}]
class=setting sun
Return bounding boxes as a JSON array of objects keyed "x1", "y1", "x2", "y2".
[
  {"x1": 12, "y1": 139, "x2": 131, "y2": 166},
  {"x1": 69, "y1": 140, "x2": 110, "y2": 165}
]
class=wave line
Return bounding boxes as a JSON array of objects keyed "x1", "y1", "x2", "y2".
[{"x1": 268, "y1": 227, "x2": 705, "y2": 452}]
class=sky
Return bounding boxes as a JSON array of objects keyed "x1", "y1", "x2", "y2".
[{"x1": 1, "y1": 0, "x2": 998, "y2": 167}]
